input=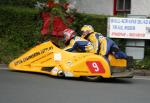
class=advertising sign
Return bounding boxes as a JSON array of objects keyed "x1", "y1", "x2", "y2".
[{"x1": 107, "y1": 17, "x2": 150, "y2": 39}]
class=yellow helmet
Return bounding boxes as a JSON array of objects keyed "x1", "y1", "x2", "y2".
[
  {"x1": 81, "y1": 25, "x2": 94, "y2": 33},
  {"x1": 81, "y1": 25, "x2": 94, "y2": 38}
]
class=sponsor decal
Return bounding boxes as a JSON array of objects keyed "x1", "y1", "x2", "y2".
[
  {"x1": 14, "y1": 46, "x2": 53, "y2": 65},
  {"x1": 54, "y1": 53, "x2": 61, "y2": 61},
  {"x1": 86, "y1": 61, "x2": 105, "y2": 73}
]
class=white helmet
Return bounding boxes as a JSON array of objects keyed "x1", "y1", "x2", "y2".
[{"x1": 63, "y1": 28, "x2": 75, "y2": 43}]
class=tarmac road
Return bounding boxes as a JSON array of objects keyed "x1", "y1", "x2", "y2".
[{"x1": 0, "y1": 68, "x2": 150, "y2": 103}]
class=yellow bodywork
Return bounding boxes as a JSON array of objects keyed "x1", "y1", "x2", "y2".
[
  {"x1": 108, "y1": 54, "x2": 127, "y2": 67},
  {"x1": 9, "y1": 41, "x2": 132, "y2": 78}
]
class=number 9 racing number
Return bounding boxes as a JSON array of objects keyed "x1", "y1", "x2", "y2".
[{"x1": 86, "y1": 61, "x2": 105, "y2": 73}]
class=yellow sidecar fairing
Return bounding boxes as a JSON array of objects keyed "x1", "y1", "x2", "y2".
[{"x1": 9, "y1": 41, "x2": 133, "y2": 78}]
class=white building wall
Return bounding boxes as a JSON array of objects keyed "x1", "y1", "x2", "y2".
[
  {"x1": 131, "y1": 0, "x2": 150, "y2": 16},
  {"x1": 69, "y1": 0, "x2": 114, "y2": 15}
]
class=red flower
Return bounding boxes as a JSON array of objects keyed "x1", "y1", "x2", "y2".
[
  {"x1": 40, "y1": 12, "x2": 51, "y2": 35},
  {"x1": 47, "y1": 1, "x2": 55, "y2": 8},
  {"x1": 47, "y1": 1, "x2": 60, "y2": 8},
  {"x1": 52, "y1": 16, "x2": 68, "y2": 37},
  {"x1": 63, "y1": 3, "x2": 69, "y2": 10},
  {"x1": 67, "y1": 16, "x2": 75, "y2": 24},
  {"x1": 39, "y1": 1, "x2": 75, "y2": 37}
]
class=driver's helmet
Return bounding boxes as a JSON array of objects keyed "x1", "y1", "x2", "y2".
[
  {"x1": 63, "y1": 28, "x2": 75, "y2": 43},
  {"x1": 81, "y1": 25, "x2": 94, "y2": 38}
]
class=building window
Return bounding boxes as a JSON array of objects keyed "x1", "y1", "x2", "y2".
[{"x1": 114, "y1": 0, "x2": 131, "y2": 16}]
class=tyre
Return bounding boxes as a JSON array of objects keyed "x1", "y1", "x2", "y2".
[{"x1": 82, "y1": 76, "x2": 102, "y2": 82}]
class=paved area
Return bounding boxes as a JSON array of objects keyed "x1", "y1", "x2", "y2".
[
  {"x1": 0, "y1": 64, "x2": 7, "y2": 69},
  {"x1": 134, "y1": 69, "x2": 150, "y2": 76},
  {"x1": 0, "y1": 67, "x2": 150, "y2": 103}
]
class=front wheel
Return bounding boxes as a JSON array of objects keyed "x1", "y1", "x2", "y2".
[{"x1": 82, "y1": 76, "x2": 102, "y2": 82}]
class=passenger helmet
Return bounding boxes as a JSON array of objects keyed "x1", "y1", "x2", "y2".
[{"x1": 63, "y1": 28, "x2": 75, "y2": 43}]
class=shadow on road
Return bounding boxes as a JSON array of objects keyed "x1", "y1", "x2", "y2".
[{"x1": 7, "y1": 69, "x2": 133, "y2": 84}]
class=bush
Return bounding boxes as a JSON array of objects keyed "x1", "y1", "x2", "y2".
[
  {"x1": 0, "y1": 0, "x2": 47, "y2": 7},
  {"x1": 70, "y1": 13, "x2": 107, "y2": 36},
  {"x1": 0, "y1": 5, "x2": 41, "y2": 63},
  {"x1": 134, "y1": 55, "x2": 150, "y2": 70}
]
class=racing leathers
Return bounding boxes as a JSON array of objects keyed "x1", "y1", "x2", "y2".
[
  {"x1": 64, "y1": 36, "x2": 93, "y2": 52},
  {"x1": 83, "y1": 32, "x2": 127, "y2": 59}
]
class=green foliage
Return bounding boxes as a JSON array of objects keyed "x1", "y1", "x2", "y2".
[
  {"x1": 70, "y1": 13, "x2": 107, "y2": 36},
  {"x1": 134, "y1": 55, "x2": 150, "y2": 70},
  {"x1": 145, "y1": 45, "x2": 150, "y2": 55},
  {"x1": 0, "y1": 0, "x2": 47, "y2": 7},
  {"x1": 59, "y1": 0, "x2": 68, "y2": 3},
  {"x1": 0, "y1": 5, "x2": 41, "y2": 63}
]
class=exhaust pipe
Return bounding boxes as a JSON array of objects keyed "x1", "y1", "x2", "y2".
[{"x1": 57, "y1": 70, "x2": 65, "y2": 77}]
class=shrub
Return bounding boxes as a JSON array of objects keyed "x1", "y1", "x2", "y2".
[
  {"x1": 134, "y1": 55, "x2": 150, "y2": 70},
  {"x1": 0, "y1": 5, "x2": 41, "y2": 63},
  {"x1": 0, "y1": 0, "x2": 47, "y2": 7},
  {"x1": 70, "y1": 13, "x2": 107, "y2": 36}
]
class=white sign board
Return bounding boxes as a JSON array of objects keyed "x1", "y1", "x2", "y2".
[{"x1": 107, "y1": 17, "x2": 150, "y2": 39}]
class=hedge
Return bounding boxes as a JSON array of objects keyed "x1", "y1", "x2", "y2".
[
  {"x1": 0, "y1": 5, "x2": 41, "y2": 63},
  {"x1": 71, "y1": 13, "x2": 107, "y2": 36},
  {"x1": 0, "y1": 0, "x2": 47, "y2": 7},
  {"x1": 134, "y1": 56, "x2": 150, "y2": 70}
]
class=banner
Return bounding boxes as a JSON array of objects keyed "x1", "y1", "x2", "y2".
[{"x1": 107, "y1": 17, "x2": 150, "y2": 39}]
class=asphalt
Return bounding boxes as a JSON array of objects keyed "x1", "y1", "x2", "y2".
[
  {"x1": 1, "y1": 68, "x2": 150, "y2": 103},
  {"x1": 1, "y1": 64, "x2": 150, "y2": 76}
]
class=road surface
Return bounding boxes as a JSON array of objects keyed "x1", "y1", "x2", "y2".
[{"x1": 0, "y1": 67, "x2": 150, "y2": 103}]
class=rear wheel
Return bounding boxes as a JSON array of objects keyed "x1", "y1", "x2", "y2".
[{"x1": 82, "y1": 76, "x2": 102, "y2": 82}]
